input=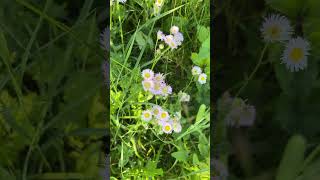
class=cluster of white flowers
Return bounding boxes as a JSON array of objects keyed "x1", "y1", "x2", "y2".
[
  {"x1": 157, "y1": 25, "x2": 184, "y2": 49},
  {"x1": 218, "y1": 92, "x2": 256, "y2": 128},
  {"x1": 178, "y1": 91, "x2": 190, "y2": 102},
  {"x1": 261, "y1": 14, "x2": 310, "y2": 72},
  {"x1": 141, "y1": 69, "x2": 172, "y2": 97},
  {"x1": 153, "y1": 0, "x2": 164, "y2": 15},
  {"x1": 141, "y1": 105, "x2": 182, "y2": 134},
  {"x1": 192, "y1": 66, "x2": 207, "y2": 84}
]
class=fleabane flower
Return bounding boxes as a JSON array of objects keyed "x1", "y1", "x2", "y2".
[
  {"x1": 281, "y1": 37, "x2": 310, "y2": 72},
  {"x1": 164, "y1": 35, "x2": 178, "y2": 49},
  {"x1": 157, "y1": 30, "x2": 165, "y2": 41},
  {"x1": 142, "y1": 80, "x2": 154, "y2": 91},
  {"x1": 153, "y1": 73, "x2": 165, "y2": 83},
  {"x1": 173, "y1": 32, "x2": 184, "y2": 46},
  {"x1": 142, "y1": 69, "x2": 154, "y2": 80},
  {"x1": 151, "y1": 81, "x2": 165, "y2": 95},
  {"x1": 157, "y1": 110, "x2": 170, "y2": 121},
  {"x1": 192, "y1": 66, "x2": 202, "y2": 76},
  {"x1": 173, "y1": 121, "x2": 182, "y2": 133},
  {"x1": 118, "y1": 0, "x2": 127, "y2": 3},
  {"x1": 198, "y1": 73, "x2": 207, "y2": 84},
  {"x1": 162, "y1": 122, "x2": 173, "y2": 134},
  {"x1": 152, "y1": 105, "x2": 162, "y2": 116},
  {"x1": 161, "y1": 85, "x2": 172, "y2": 97},
  {"x1": 141, "y1": 110, "x2": 152, "y2": 121},
  {"x1": 260, "y1": 14, "x2": 292, "y2": 42},
  {"x1": 170, "y1": 25, "x2": 179, "y2": 34}
]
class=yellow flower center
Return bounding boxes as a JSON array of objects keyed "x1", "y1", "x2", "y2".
[
  {"x1": 164, "y1": 125, "x2": 171, "y2": 131},
  {"x1": 269, "y1": 26, "x2": 280, "y2": 39},
  {"x1": 153, "y1": 109, "x2": 159, "y2": 115},
  {"x1": 154, "y1": 83, "x2": 161, "y2": 90},
  {"x1": 289, "y1": 48, "x2": 304, "y2": 62},
  {"x1": 161, "y1": 112, "x2": 167, "y2": 119},
  {"x1": 145, "y1": 73, "x2": 150, "y2": 78},
  {"x1": 144, "y1": 82, "x2": 151, "y2": 89},
  {"x1": 201, "y1": 77, "x2": 205, "y2": 81},
  {"x1": 170, "y1": 42, "x2": 175, "y2": 47},
  {"x1": 144, "y1": 113, "x2": 150, "y2": 118}
]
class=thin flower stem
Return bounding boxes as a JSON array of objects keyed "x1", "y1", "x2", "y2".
[{"x1": 235, "y1": 43, "x2": 268, "y2": 98}]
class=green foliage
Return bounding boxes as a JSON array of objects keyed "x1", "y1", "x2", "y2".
[{"x1": 0, "y1": 0, "x2": 106, "y2": 179}]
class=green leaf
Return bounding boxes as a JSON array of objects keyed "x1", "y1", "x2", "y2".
[
  {"x1": 193, "y1": 154, "x2": 200, "y2": 165},
  {"x1": 135, "y1": 31, "x2": 146, "y2": 50},
  {"x1": 196, "y1": 104, "x2": 206, "y2": 122},
  {"x1": 197, "y1": 25, "x2": 209, "y2": 43},
  {"x1": 276, "y1": 135, "x2": 306, "y2": 180},
  {"x1": 171, "y1": 150, "x2": 189, "y2": 162},
  {"x1": 144, "y1": 160, "x2": 163, "y2": 177}
]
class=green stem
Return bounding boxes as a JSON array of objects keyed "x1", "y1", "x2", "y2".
[{"x1": 235, "y1": 43, "x2": 268, "y2": 97}]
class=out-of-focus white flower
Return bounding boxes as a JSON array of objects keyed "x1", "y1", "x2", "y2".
[
  {"x1": 157, "y1": 30, "x2": 165, "y2": 41},
  {"x1": 260, "y1": 14, "x2": 292, "y2": 42},
  {"x1": 192, "y1": 66, "x2": 202, "y2": 76},
  {"x1": 173, "y1": 32, "x2": 184, "y2": 46},
  {"x1": 173, "y1": 121, "x2": 182, "y2": 133},
  {"x1": 225, "y1": 98, "x2": 256, "y2": 127},
  {"x1": 161, "y1": 85, "x2": 172, "y2": 97},
  {"x1": 198, "y1": 73, "x2": 207, "y2": 84},
  {"x1": 170, "y1": 25, "x2": 179, "y2": 34},
  {"x1": 142, "y1": 80, "x2": 154, "y2": 92},
  {"x1": 142, "y1": 69, "x2": 154, "y2": 80},
  {"x1": 141, "y1": 110, "x2": 152, "y2": 121},
  {"x1": 118, "y1": 0, "x2": 127, "y2": 3},
  {"x1": 164, "y1": 35, "x2": 178, "y2": 49},
  {"x1": 179, "y1": 91, "x2": 190, "y2": 102},
  {"x1": 281, "y1": 37, "x2": 310, "y2": 72}
]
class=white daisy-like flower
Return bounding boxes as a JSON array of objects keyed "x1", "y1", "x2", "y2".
[
  {"x1": 142, "y1": 80, "x2": 154, "y2": 91},
  {"x1": 157, "y1": 30, "x2": 165, "y2": 41},
  {"x1": 173, "y1": 121, "x2": 182, "y2": 133},
  {"x1": 260, "y1": 14, "x2": 293, "y2": 42},
  {"x1": 192, "y1": 66, "x2": 202, "y2": 76},
  {"x1": 152, "y1": 105, "x2": 162, "y2": 117},
  {"x1": 151, "y1": 81, "x2": 165, "y2": 95},
  {"x1": 198, "y1": 73, "x2": 207, "y2": 84},
  {"x1": 173, "y1": 32, "x2": 184, "y2": 46},
  {"x1": 179, "y1": 91, "x2": 190, "y2": 102},
  {"x1": 161, "y1": 85, "x2": 172, "y2": 97},
  {"x1": 170, "y1": 25, "x2": 179, "y2": 35},
  {"x1": 141, "y1": 69, "x2": 154, "y2": 80},
  {"x1": 153, "y1": 73, "x2": 165, "y2": 83},
  {"x1": 164, "y1": 35, "x2": 178, "y2": 49},
  {"x1": 155, "y1": 0, "x2": 164, "y2": 7},
  {"x1": 141, "y1": 110, "x2": 152, "y2": 121},
  {"x1": 162, "y1": 122, "x2": 173, "y2": 134},
  {"x1": 157, "y1": 110, "x2": 170, "y2": 121},
  {"x1": 281, "y1": 37, "x2": 310, "y2": 72}
]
